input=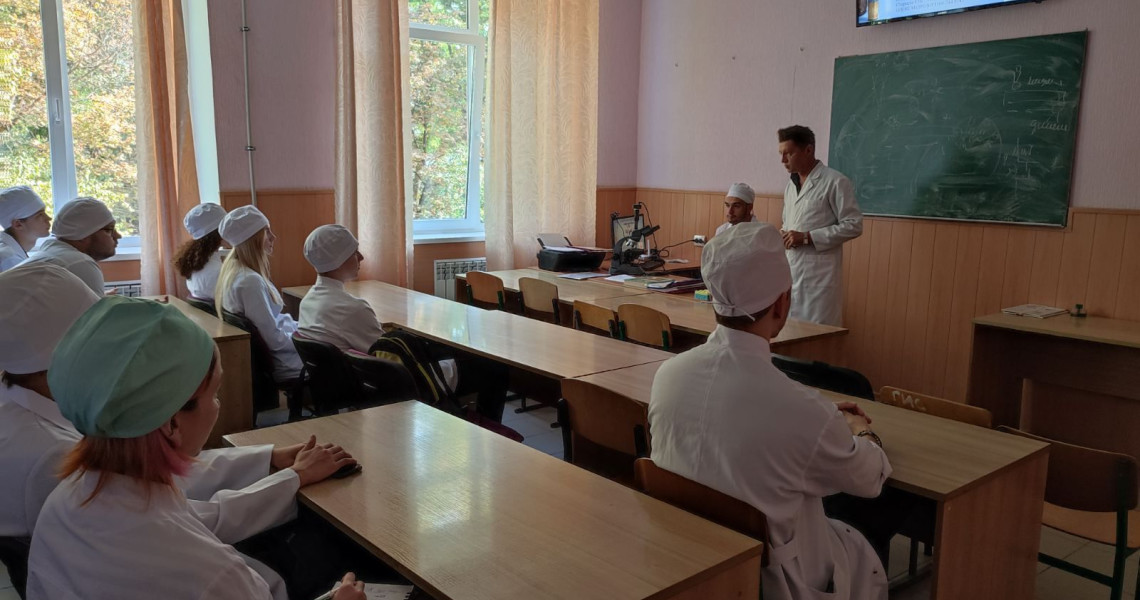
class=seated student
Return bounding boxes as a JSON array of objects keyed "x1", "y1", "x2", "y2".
[
  {"x1": 174, "y1": 203, "x2": 228, "y2": 301},
  {"x1": 216, "y1": 205, "x2": 303, "y2": 382},
  {"x1": 715, "y1": 182, "x2": 759, "y2": 236},
  {"x1": 298, "y1": 224, "x2": 507, "y2": 421},
  {"x1": 18, "y1": 197, "x2": 120, "y2": 295},
  {"x1": 0, "y1": 186, "x2": 52, "y2": 273},
  {"x1": 648, "y1": 222, "x2": 891, "y2": 600},
  {"x1": 26, "y1": 296, "x2": 365, "y2": 600}
]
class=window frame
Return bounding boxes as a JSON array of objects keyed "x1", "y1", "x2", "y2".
[{"x1": 409, "y1": 0, "x2": 487, "y2": 239}]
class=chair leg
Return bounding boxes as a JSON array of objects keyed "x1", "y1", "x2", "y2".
[
  {"x1": 908, "y1": 538, "x2": 920, "y2": 576},
  {"x1": 1110, "y1": 544, "x2": 1128, "y2": 600}
]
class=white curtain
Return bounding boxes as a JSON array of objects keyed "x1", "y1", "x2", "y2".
[
  {"x1": 334, "y1": 0, "x2": 414, "y2": 286},
  {"x1": 485, "y1": 0, "x2": 599, "y2": 269}
]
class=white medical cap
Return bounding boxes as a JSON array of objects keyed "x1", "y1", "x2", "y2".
[
  {"x1": 183, "y1": 203, "x2": 227, "y2": 240},
  {"x1": 0, "y1": 263, "x2": 101, "y2": 374},
  {"x1": 726, "y1": 183, "x2": 755, "y2": 205},
  {"x1": 701, "y1": 222, "x2": 791, "y2": 317},
  {"x1": 51, "y1": 197, "x2": 114, "y2": 240},
  {"x1": 304, "y1": 225, "x2": 359, "y2": 273},
  {"x1": 0, "y1": 186, "x2": 47, "y2": 230},
  {"x1": 219, "y1": 205, "x2": 269, "y2": 246}
]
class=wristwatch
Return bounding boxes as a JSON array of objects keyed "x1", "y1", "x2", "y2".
[
  {"x1": 856, "y1": 429, "x2": 883, "y2": 449},
  {"x1": 803, "y1": 232, "x2": 812, "y2": 246}
]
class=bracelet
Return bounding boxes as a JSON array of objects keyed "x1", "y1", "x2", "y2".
[{"x1": 856, "y1": 429, "x2": 883, "y2": 449}]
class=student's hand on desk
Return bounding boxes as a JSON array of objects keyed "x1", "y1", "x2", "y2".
[
  {"x1": 843, "y1": 411, "x2": 872, "y2": 436},
  {"x1": 270, "y1": 443, "x2": 306, "y2": 470},
  {"x1": 835, "y1": 401, "x2": 871, "y2": 424},
  {"x1": 331, "y1": 572, "x2": 366, "y2": 600},
  {"x1": 288, "y1": 435, "x2": 356, "y2": 487}
]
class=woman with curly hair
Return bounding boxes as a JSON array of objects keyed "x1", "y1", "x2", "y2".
[{"x1": 175, "y1": 203, "x2": 228, "y2": 301}]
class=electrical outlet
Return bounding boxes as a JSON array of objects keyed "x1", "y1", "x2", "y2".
[{"x1": 693, "y1": 234, "x2": 706, "y2": 246}]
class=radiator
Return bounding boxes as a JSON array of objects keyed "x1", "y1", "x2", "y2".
[
  {"x1": 105, "y1": 280, "x2": 143, "y2": 297},
  {"x1": 434, "y1": 258, "x2": 487, "y2": 300}
]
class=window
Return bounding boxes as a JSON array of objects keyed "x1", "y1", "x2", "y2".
[
  {"x1": 409, "y1": 0, "x2": 490, "y2": 239},
  {"x1": 1, "y1": 0, "x2": 139, "y2": 249}
]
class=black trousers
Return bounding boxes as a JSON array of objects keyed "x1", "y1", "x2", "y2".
[{"x1": 822, "y1": 486, "x2": 925, "y2": 569}]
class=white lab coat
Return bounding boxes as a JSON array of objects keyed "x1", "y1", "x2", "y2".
[
  {"x1": 27, "y1": 472, "x2": 285, "y2": 600},
  {"x1": 649, "y1": 326, "x2": 891, "y2": 600},
  {"x1": 222, "y1": 268, "x2": 303, "y2": 381},
  {"x1": 186, "y1": 250, "x2": 224, "y2": 301},
  {"x1": 18, "y1": 238, "x2": 105, "y2": 296},
  {"x1": 297, "y1": 276, "x2": 459, "y2": 389},
  {"x1": 714, "y1": 213, "x2": 759, "y2": 237},
  {"x1": 782, "y1": 162, "x2": 863, "y2": 326},
  {"x1": 0, "y1": 386, "x2": 299, "y2": 543},
  {"x1": 0, "y1": 231, "x2": 29, "y2": 272}
]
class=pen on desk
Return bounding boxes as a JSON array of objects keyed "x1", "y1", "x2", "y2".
[{"x1": 313, "y1": 586, "x2": 337, "y2": 600}]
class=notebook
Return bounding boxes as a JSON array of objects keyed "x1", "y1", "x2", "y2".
[
  {"x1": 363, "y1": 584, "x2": 414, "y2": 600},
  {"x1": 1001, "y1": 304, "x2": 1068, "y2": 319}
]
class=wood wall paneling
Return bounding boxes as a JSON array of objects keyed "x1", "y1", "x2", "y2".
[
  {"x1": 100, "y1": 259, "x2": 142, "y2": 282},
  {"x1": 221, "y1": 190, "x2": 336, "y2": 289}
]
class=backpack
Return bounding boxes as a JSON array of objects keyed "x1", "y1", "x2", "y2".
[{"x1": 368, "y1": 330, "x2": 462, "y2": 414}]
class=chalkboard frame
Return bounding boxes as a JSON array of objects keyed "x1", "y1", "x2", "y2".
[{"x1": 828, "y1": 31, "x2": 1088, "y2": 228}]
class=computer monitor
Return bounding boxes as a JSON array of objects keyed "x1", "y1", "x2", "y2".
[{"x1": 611, "y1": 214, "x2": 646, "y2": 251}]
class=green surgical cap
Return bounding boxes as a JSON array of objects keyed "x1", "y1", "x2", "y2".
[{"x1": 49, "y1": 296, "x2": 215, "y2": 438}]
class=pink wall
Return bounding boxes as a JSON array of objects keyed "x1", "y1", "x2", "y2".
[
  {"x1": 209, "y1": 1, "x2": 335, "y2": 192},
  {"x1": 597, "y1": 0, "x2": 643, "y2": 187},
  {"x1": 635, "y1": 0, "x2": 1140, "y2": 208}
]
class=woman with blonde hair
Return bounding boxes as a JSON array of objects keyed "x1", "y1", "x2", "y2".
[
  {"x1": 215, "y1": 205, "x2": 302, "y2": 382},
  {"x1": 26, "y1": 296, "x2": 365, "y2": 600},
  {"x1": 174, "y1": 203, "x2": 228, "y2": 301}
]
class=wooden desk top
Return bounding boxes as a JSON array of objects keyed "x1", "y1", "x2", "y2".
[
  {"x1": 144, "y1": 296, "x2": 249, "y2": 342},
  {"x1": 974, "y1": 313, "x2": 1140, "y2": 349},
  {"x1": 458, "y1": 268, "x2": 653, "y2": 304},
  {"x1": 225, "y1": 402, "x2": 762, "y2": 600},
  {"x1": 283, "y1": 281, "x2": 674, "y2": 379},
  {"x1": 570, "y1": 362, "x2": 1048, "y2": 501}
]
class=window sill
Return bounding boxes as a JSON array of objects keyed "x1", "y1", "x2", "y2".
[
  {"x1": 105, "y1": 247, "x2": 142, "y2": 262},
  {"x1": 413, "y1": 231, "x2": 486, "y2": 245}
]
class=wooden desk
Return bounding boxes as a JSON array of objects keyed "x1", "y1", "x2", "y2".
[
  {"x1": 149, "y1": 296, "x2": 253, "y2": 447},
  {"x1": 283, "y1": 280, "x2": 673, "y2": 379},
  {"x1": 571, "y1": 362, "x2": 1049, "y2": 600},
  {"x1": 969, "y1": 313, "x2": 1140, "y2": 461},
  {"x1": 225, "y1": 402, "x2": 762, "y2": 600}
]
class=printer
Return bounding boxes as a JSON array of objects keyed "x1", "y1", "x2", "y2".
[{"x1": 535, "y1": 234, "x2": 607, "y2": 272}]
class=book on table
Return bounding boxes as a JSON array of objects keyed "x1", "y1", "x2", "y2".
[{"x1": 1001, "y1": 304, "x2": 1069, "y2": 318}]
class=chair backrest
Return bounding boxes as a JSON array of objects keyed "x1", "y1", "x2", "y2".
[
  {"x1": 220, "y1": 309, "x2": 282, "y2": 414},
  {"x1": 879, "y1": 386, "x2": 993, "y2": 428},
  {"x1": 344, "y1": 351, "x2": 421, "y2": 407},
  {"x1": 184, "y1": 296, "x2": 216, "y2": 316},
  {"x1": 465, "y1": 271, "x2": 506, "y2": 310},
  {"x1": 617, "y1": 303, "x2": 673, "y2": 350},
  {"x1": 771, "y1": 354, "x2": 875, "y2": 401},
  {"x1": 291, "y1": 334, "x2": 365, "y2": 415},
  {"x1": 999, "y1": 426, "x2": 1139, "y2": 513},
  {"x1": 634, "y1": 458, "x2": 770, "y2": 566},
  {"x1": 558, "y1": 378, "x2": 650, "y2": 485},
  {"x1": 0, "y1": 535, "x2": 30, "y2": 599},
  {"x1": 518, "y1": 277, "x2": 560, "y2": 324},
  {"x1": 572, "y1": 300, "x2": 617, "y2": 337}
]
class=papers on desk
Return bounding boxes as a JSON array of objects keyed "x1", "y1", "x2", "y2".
[
  {"x1": 1002, "y1": 304, "x2": 1068, "y2": 318},
  {"x1": 605, "y1": 274, "x2": 636, "y2": 283},
  {"x1": 557, "y1": 272, "x2": 609, "y2": 280},
  {"x1": 364, "y1": 584, "x2": 413, "y2": 599}
]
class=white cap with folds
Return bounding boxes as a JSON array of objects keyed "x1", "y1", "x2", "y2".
[
  {"x1": 0, "y1": 262, "x2": 101, "y2": 374},
  {"x1": 726, "y1": 183, "x2": 755, "y2": 205},
  {"x1": 51, "y1": 197, "x2": 114, "y2": 240},
  {"x1": 304, "y1": 224, "x2": 359, "y2": 273},
  {"x1": 183, "y1": 203, "x2": 227, "y2": 240},
  {"x1": 701, "y1": 221, "x2": 792, "y2": 317},
  {"x1": 0, "y1": 186, "x2": 47, "y2": 229},
  {"x1": 219, "y1": 205, "x2": 270, "y2": 246}
]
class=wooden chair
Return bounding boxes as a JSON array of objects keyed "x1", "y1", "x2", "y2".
[
  {"x1": 999, "y1": 427, "x2": 1140, "y2": 600},
  {"x1": 634, "y1": 458, "x2": 770, "y2": 567},
  {"x1": 558, "y1": 379, "x2": 650, "y2": 487},
  {"x1": 616, "y1": 303, "x2": 673, "y2": 350},
  {"x1": 465, "y1": 271, "x2": 508, "y2": 311},
  {"x1": 771, "y1": 354, "x2": 874, "y2": 400},
  {"x1": 518, "y1": 276, "x2": 560, "y2": 325},
  {"x1": 572, "y1": 300, "x2": 617, "y2": 338},
  {"x1": 879, "y1": 386, "x2": 993, "y2": 428}
]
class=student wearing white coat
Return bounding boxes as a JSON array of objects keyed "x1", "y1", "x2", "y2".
[
  {"x1": 27, "y1": 296, "x2": 365, "y2": 600},
  {"x1": 0, "y1": 186, "x2": 52, "y2": 272},
  {"x1": 18, "y1": 197, "x2": 121, "y2": 295},
  {"x1": 778, "y1": 126, "x2": 863, "y2": 326},
  {"x1": 649, "y1": 222, "x2": 891, "y2": 600},
  {"x1": 216, "y1": 205, "x2": 303, "y2": 381},
  {"x1": 175, "y1": 203, "x2": 228, "y2": 301},
  {"x1": 714, "y1": 182, "x2": 759, "y2": 237}
]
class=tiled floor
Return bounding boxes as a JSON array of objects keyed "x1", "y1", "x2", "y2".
[{"x1": 4, "y1": 399, "x2": 1134, "y2": 599}]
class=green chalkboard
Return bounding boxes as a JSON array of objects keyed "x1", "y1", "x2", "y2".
[{"x1": 828, "y1": 31, "x2": 1087, "y2": 227}]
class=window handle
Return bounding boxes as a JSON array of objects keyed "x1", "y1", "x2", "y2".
[{"x1": 53, "y1": 98, "x2": 63, "y2": 123}]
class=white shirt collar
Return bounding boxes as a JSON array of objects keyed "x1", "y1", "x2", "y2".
[
  {"x1": 0, "y1": 383, "x2": 78, "y2": 434},
  {"x1": 315, "y1": 275, "x2": 346, "y2": 291},
  {"x1": 707, "y1": 325, "x2": 774, "y2": 359},
  {"x1": 0, "y1": 231, "x2": 27, "y2": 256}
]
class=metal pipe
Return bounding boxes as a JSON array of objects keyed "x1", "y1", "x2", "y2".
[{"x1": 240, "y1": 0, "x2": 257, "y2": 206}]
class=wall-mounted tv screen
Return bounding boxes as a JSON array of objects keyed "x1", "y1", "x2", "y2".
[{"x1": 857, "y1": 0, "x2": 1042, "y2": 27}]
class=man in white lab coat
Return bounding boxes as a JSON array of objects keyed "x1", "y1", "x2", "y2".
[
  {"x1": 778, "y1": 125, "x2": 863, "y2": 326},
  {"x1": 18, "y1": 197, "x2": 121, "y2": 295},
  {"x1": 649, "y1": 222, "x2": 891, "y2": 600},
  {"x1": 715, "y1": 182, "x2": 759, "y2": 237}
]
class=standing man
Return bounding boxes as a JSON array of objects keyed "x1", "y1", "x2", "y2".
[
  {"x1": 0, "y1": 186, "x2": 52, "y2": 272},
  {"x1": 715, "y1": 182, "x2": 758, "y2": 236},
  {"x1": 18, "y1": 197, "x2": 120, "y2": 295},
  {"x1": 778, "y1": 126, "x2": 863, "y2": 326}
]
